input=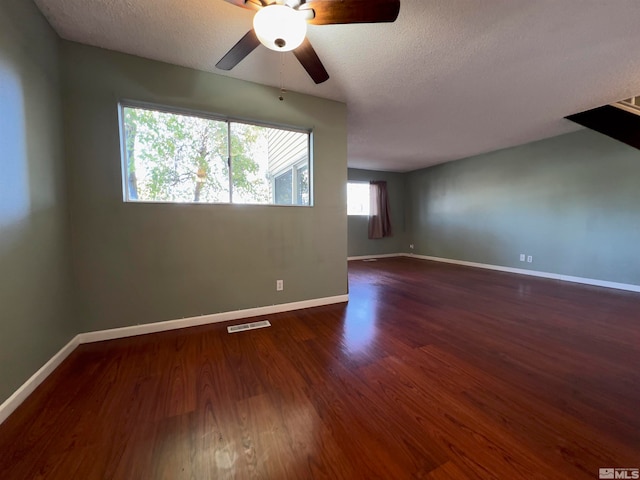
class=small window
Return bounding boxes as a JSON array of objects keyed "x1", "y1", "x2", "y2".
[
  {"x1": 120, "y1": 104, "x2": 311, "y2": 206},
  {"x1": 347, "y1": 182, "x2": 370, "y2": 216}
]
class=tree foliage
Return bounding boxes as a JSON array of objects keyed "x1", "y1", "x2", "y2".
[{"x1": 123, "y1": 108, "x2": 269, "y2": 203}]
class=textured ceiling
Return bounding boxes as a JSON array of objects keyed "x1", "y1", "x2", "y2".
[{"x1": 34, "y1": 0, "x2": 640, "y2": 171}]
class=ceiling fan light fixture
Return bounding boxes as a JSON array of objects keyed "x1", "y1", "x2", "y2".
[{"x1": 253, "y1": 5, "x2": 307, "y2": 52}]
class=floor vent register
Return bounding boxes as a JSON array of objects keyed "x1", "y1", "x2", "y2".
[{"x1": 227, "y1": 320, "x2": 271, "y2": 334}]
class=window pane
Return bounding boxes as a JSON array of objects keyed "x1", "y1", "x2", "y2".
[
  {"x1": 230, "y1": 122, "x2": 271, "y2": 204},
  {"x1": 267, "y1": 129, "x2": 308, "y2": 188},
  {"x1": 296, "y1": 165, "x2": 309, "y2": 206},
  {"x1": 347, "y1": 182, "x2": 370, "y2": 215},
  {"x1": 231, "y1": 125, "x2": 309, "y2": 206},
  {"x1": 274, "y1": 170, "x2": 293, "y2": 204},
  {"x1": 123, "y1": 107, "x2": 229, "y2": 203}
]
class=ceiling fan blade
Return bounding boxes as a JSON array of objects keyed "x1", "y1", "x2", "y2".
[
  {"x1": 300, "y1": 0, "x2": 400, "y2": 25},
  {"x1": 216, "y1": 29, "x2": 261, "y2": 70},
  {"x1": 223, "y1": 0, "x2": 263, "y2": 11},
  {"x1": 293, "y1": 38, "x2": 330, "y2": 84}
]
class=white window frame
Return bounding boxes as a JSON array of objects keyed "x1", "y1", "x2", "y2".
[{"x1": 118, "y1": 100, "x2": 313, "y2": 207}]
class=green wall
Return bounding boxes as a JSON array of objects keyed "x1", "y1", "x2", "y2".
[
  {"x1": 407, "y1": 129, "x2": 640, "y2": 286},
  {"x1": 61, "y1": 42, "x2": 348, "y2": 332},
  {"x1": 347, "y1": 168, "x2": 406, "y2": 257},
  {"x1": 0, "y1": 1, "x2": 76, "y2": 403}
]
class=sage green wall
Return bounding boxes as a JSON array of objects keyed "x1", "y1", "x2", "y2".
[
  {"x1": 0, "y1": 1, "x2": 75, "y2": 403},
  {"x1": 407, "y1": 129, "x2": 640, "y2": 286},
  {"x1": 347, "y1": 168, "x2": 406, "y2": 257},
  {"x1": 61, "y1": 42, "x2": 348, "y2": 332}
]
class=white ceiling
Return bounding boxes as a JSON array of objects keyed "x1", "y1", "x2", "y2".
[{"x1": 34, "y1": 0, "x2": 640, "y2": 172}]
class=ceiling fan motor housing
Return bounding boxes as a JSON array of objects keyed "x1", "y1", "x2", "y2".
[{"x1": 253, "y1": 5, "x2": 307, "y2": 52}]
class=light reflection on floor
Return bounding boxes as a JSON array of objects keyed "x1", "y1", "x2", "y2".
[{"x1": 342, "y1": 277, "x2": 381, "y2": 355}]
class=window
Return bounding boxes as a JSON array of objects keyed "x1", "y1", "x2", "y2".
[
  {"x1": 347, "y1": 182, "x2": 370, "y2": 215},
  {"x1": 120, "y1": 104, "x2": 311, "y2": 206}
]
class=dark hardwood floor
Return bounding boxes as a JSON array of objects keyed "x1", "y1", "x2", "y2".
[{"x1": 1, "y1": 257, "x2": 639, "y2": 479}]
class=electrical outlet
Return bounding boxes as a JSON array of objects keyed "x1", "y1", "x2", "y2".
[
  {"x1": 527, "y1": 255, "x2": 533, "y2": 263},
  {"x1": 409, "y1": 244, "x2": 414, "y2": 250},
  {"x1": 519, "y1": 254, "x2": 525, "y2": 262},
  {"x1": 276, "y1": 279, "x2": 284, "y2": 291}
]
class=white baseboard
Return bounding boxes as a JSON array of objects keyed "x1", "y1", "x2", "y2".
[
  {"x1": 348, "y1": 253, "x2": 404, "y2": 261},
  {"x1": 0, "y1": 335, "x2": 80, "y2": 425},
  {"x1": 78, "y1": 294, "x2": 349, "y2": 343},
  {"x1": 0, "y1": 294, "x2": 348, "y2": 425},
  {"x1": 408, "y1": 254, "x2": 640, "y2": 293}
]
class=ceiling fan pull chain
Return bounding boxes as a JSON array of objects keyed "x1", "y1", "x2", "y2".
[{"x1": 279, "y1": 52, "x2": 286, "y2": 101}]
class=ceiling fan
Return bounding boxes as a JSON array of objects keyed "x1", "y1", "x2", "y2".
[{"x1": 216, "y1": 0, "x2": 401, "y2": 84}]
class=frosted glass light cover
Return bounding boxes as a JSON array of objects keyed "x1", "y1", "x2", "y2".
[{"x1": 253, "y1": 5, "x2": 307, "y2": 52}]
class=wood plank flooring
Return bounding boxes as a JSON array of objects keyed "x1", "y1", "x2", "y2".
[{"x1": 0, "y1": 257, "x2": 639, "y2": 479}]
